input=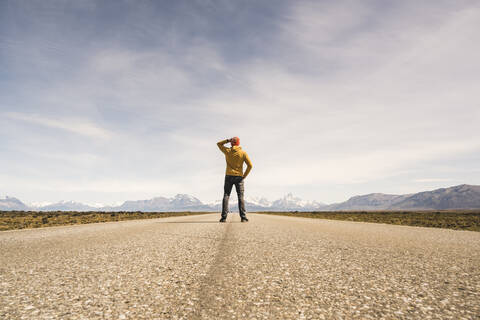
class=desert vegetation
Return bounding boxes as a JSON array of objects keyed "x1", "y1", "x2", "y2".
[
  {"x1": 2, "y1": 210, "x2": 479, "y2": 232},
  {"x1": 0, "y1": 211, "x2": 211, "y2": 231},
  {"x1": 258, "y1": 210, "x2": 480, "y2": 232}
]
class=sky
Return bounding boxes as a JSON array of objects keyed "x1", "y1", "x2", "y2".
[{"x1": 1, "y1": 0, "x2": 479, "y2": 206}]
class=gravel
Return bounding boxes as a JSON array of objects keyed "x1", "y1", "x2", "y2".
[{"x1": 1, "y1": 213, "x2": 479, "y2": 319}]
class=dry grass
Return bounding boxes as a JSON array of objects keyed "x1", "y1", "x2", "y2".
[
  {"x1": 3, "y1": 210, "x2": 479, "y2": 232},
  {"x1": 0, "y1": 211, "x2": 212, "y2": 231},
  {"x1": 257, "y1": 210, "x2": 480, "y2": 232}
]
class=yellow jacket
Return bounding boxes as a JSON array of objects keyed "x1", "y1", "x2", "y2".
[{"x1": 217, "y1": 139, "x2": 253, "y2": 178}]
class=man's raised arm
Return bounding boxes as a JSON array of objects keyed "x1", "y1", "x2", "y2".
[{"x1": 217, "y1": 139, "x2": 230, "y2": 154}]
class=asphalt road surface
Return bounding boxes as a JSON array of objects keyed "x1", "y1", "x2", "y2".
[{"x1": 1, "y1": 213, "x2": 479, "y2": 319}]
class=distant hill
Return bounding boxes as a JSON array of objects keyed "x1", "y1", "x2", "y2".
[
  {"x1": 326, "y1": 193, "x2": 407, "y2": 210},
  {"x1": 326, "y1": 184, "x2": 480, "y2": 210},
  {"x1": 391, "y1": 184, "x2": 480, "y2": 210},
  {"x1": 1, "y1": 184, "x2": 479, "y2": 212}
]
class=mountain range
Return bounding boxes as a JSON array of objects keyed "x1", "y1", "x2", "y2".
[{"x1": 1, "y1": 184, "x2": 480, "y2": 212}]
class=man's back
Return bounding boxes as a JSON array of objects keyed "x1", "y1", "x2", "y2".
[{"x1": 217, "y1": 140, "x2": 253, "y2": 178}]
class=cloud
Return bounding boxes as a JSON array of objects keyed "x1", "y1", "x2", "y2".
[
  {"x1": 250, "y1": 138, "x2": 480, "y2": 186},
  {"x1": 413, "y1": 178, "x2": 453, "y2": 183},
  {"x1": 4, "y1": 112, "x2": 112, "y2": 140}
]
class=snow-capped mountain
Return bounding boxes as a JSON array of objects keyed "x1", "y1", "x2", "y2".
[
  {"x1": 29, "y1": 201, "x2": 54, "y2": 208},
  {"x1": 271, "y1": 193, "x2": 326, "y2": 210},
  {"x1": 170, "y1": 194, "x2": 203, "y2": 207},
  {"x1": 38, "y1": 200, "x2": 97, "y2": 211},
  {"x1": 0, "y1": 196, "x2": 29, "y2": 211},
  {"x1": 245, "y1": 196, "x2": 272, "y2": 207},
  {"x1": 113, "y1": 194, "x2": 211, "y2": 212},
  {"x1": 206, "y1": 194, "x2": 323, "y2": 212}
]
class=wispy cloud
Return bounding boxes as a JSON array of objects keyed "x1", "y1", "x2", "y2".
[
  {"x1": 4, "y1": 112, "x2": 112, "y2": 140},
  {"x1": 413, "y1": 178, "x2": 453, "y2": 183}
]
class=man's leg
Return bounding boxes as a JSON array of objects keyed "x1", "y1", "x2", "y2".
[
  {"x1": 221, "y1": 176, "x2": 234, "y2": 220},
  {"x1": 234, "y1": 176, "x2": 247, "y2": 220}
]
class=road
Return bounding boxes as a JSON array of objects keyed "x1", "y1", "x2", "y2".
[{"x1": 1, "y1": 213, "x2": 479, "y2": 319}]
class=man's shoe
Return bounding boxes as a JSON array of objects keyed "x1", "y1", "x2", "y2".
[
  {"x1": 219, "y1": 218, "x2": 226, "y2": 223},
  {"x1": 241, "y1": 217, "x2": 249, "y2": 222}
]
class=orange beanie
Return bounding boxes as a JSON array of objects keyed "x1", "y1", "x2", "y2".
[{"x1": 231, "y1": 137, "x2": 240, "y2": 146}]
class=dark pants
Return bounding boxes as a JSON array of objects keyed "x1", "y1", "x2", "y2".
[{"x1": 222, "y1": 175, "x2": 247, "y2": 219}]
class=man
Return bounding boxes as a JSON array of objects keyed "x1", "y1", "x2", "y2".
[{"x1": 217, "y1": 137, "x2": 253, "y2": 223}]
